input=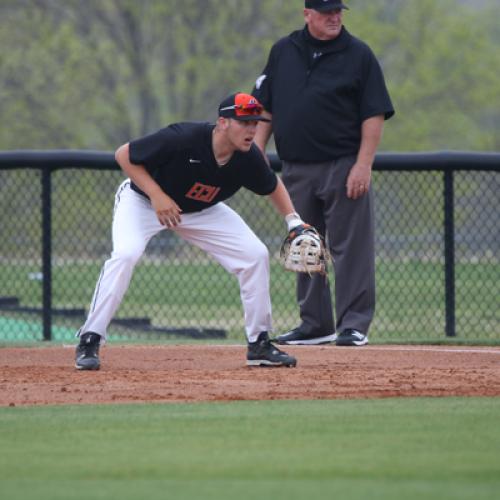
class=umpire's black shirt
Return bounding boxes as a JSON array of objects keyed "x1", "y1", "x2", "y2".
[{"x1": 253, "y1": 26, "x2": 395, "y2": 163}]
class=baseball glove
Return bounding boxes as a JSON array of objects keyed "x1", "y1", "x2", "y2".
[{"x1": 280, "y1": 224, "x2": 329, "y2": 275}]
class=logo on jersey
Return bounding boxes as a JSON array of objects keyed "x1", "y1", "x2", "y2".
[
  {"x1": 185, "y1": 182, "x2": 220, "y2": 203},
  {"x1": 189, "y1": 158, "x2": 201, "y2": 164}
]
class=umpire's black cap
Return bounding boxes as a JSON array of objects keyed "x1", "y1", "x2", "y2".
[{"x1": 305, "y1": 0, "x2": 349, "y2": 11}]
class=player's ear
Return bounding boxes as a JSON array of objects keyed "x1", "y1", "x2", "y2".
[{"x1": 217, "y1": 117, "x2": 231, "y2": 131}]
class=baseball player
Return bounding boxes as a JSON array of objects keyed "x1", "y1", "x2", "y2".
[{"x1": 75, "y1": 93, "x2": 306, "y2": 370}]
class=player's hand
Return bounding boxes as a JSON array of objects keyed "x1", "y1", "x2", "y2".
[
  {"x1": 346, "y1": 162, "x2": 372, "y2": 200},
  {"x1": 151, "y1": 193, "x2": 182, "y2": 228}
]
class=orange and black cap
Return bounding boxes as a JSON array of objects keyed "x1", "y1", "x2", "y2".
[{"x1": 218, "y1": 93, "x2": 270, "y2": 122}]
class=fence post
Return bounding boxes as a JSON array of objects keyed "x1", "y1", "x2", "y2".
[
  {"x1": 444, "y1": 169, "x2": 456, "y2": 337},
  {"x1": 41, "y1": 167, "x2": 52, "y2": 341}
]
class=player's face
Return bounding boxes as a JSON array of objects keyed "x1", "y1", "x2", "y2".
[
  {"x1": 227, "y1": 119, "x2": 258, "y2": 152},
  {"x1": 304, "y1": 8, "x2": 343, "y2": 40}
]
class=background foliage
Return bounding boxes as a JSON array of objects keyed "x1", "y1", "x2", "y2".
[{"x1": 0, "y1": 0, "x2": 499, "y2": 152}]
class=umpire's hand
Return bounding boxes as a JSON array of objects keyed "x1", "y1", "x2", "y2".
[{"x1": 346, "y1": 161, "x2": 371, "y2": 200}]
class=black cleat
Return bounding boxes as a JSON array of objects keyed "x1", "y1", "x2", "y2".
[
  {"x1": 336, "y1": 329, "x2": 368, "y2": 346},
  {"x1": 75, "y1": 332, "x2": 101, "y2": 370},
  {"x1": 247, "y1": 332, "x2": 297, "y2": 367},
  {"x1": 275, "y1": 326, "x2": 336, "y2": 345}
]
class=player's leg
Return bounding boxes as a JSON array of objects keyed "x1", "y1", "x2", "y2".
[
  {"x1": 174, "y1": 203, "x2": 296, "y2": 367},
  {"x1": 175, "y1": 203, "x2": 272, "y2": 342},
  {"x1": 75, "y1": 181, "x2": 163, "y2": 369}
]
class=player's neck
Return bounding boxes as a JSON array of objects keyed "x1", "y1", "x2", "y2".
[{"x1": 212, "y1": 128, "x2": 235, "y2": 167}]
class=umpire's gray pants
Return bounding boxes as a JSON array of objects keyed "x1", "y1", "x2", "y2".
[{"x1": 282, "y1": 157, "x2": 375, "y2": 335}]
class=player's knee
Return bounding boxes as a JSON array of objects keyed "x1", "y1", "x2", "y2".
[
  {"x1": 245, "y1": 240, "x2": 269, "y2": 267},
  {"x1": 111, "y1": 246, "x2": 144, "y2": 267}
]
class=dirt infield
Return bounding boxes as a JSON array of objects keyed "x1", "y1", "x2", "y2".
[{"x1": 1, "y1": 344, "x2": 500, "y2": 406}]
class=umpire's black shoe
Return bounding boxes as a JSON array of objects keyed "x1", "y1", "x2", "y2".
[
  {"x1": 336, "y1": 329, "x2": 368, "y2": 347},
  {"x1": 247, "y1": 332, "x2": 297, "y2": 367},
  {"x1": 75, "y1": 332, "x2": 101, "y2": 370},
  {"x1": 275, "y1": 325, "x2": 337, "y2": 345}
]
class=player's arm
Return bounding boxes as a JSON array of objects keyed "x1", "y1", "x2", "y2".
[
  {"x1": 253, "y1": 110, "x2": 273, "y2": 166},
  {"x1": 267, "y1": 176, "x2": 305, "y2": 231},
  {"x1": 115, "y1": 143, "x2": 182, "y2": 228}
]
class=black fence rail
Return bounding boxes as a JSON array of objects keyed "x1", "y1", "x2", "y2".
[{"x1": 0, "y1": 151, "x2": 499, "y2": 344}]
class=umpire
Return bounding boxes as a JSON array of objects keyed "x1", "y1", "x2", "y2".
[{"x1": 253, "y1": 0, "x2": 394, "y2": 346}]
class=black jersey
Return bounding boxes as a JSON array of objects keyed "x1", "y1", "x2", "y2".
[{"x1": 128, "y1": 122, "x2": 278, "y2": 213}]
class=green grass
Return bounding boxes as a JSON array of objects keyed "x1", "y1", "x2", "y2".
[
  {"x1": 1, "y1": 398, "x2": 499, "y2": 499},
  {"x1": 1, "y1": 260, "x2": 498, "y2": 342}
]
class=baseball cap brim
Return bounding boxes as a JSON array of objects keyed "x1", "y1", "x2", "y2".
[
  {"x1": 232, "y1": 115, "x2": 271, "y2": 123},
  {"x1": 312, "y1": 3, "x2": 349, "y2": 12},
  {"x1": 314, "y1": 6, "x2": 349, "y2": 12}
]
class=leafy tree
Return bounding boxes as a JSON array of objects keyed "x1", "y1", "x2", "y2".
[
  {"x1": 0, "y1": 0, "x2": 301, "y2": 148},
  {"x1": 348, "y1": 0, "x2": 499, "y2": 151},
  {"x1": 0, "y1": 0, "x2": 497, "y2": 151}
]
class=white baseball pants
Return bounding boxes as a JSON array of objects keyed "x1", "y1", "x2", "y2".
[{"x1": 78, "y1": 180, "x2": 273, "y2": 343}]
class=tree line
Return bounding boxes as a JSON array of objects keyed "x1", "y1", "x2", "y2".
[{"x1": 0, "y1": 0, "x2": 498, "y2": 153}]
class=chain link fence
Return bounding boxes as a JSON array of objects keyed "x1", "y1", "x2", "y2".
[{"x1": 0, "y1": 152, "x2": 499, "y2": 344}]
